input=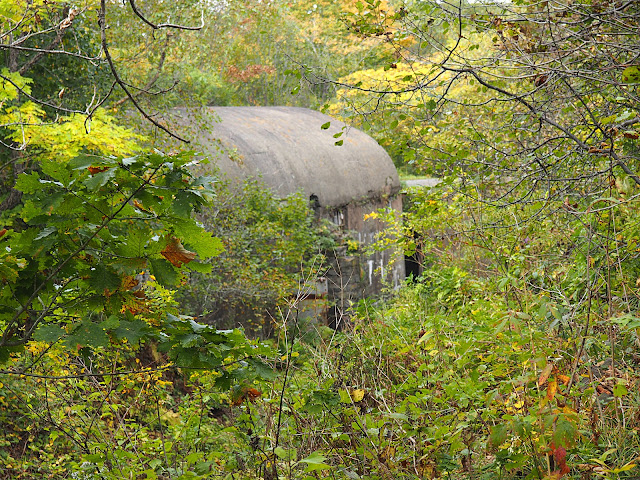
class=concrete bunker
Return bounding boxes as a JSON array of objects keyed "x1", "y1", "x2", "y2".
[{"x1": 173, "y1": 106, "x2": 405, "y2": 326}]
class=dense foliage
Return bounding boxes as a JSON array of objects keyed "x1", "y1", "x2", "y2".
[
  {"x1": 2, "y1": 0, "x2": 640, "y2": 479},
  {"x1": 179, "y1": 176, "x2": 333, "y2": 336}
]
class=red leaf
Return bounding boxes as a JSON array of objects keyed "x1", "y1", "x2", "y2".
[{"x1": 550, "y1": 444, "x2": 570, "y2": 477}]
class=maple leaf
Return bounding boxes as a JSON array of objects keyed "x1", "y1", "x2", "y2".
[{"x1": 161, "y1": 236, "x2": 196, "y2": 267}]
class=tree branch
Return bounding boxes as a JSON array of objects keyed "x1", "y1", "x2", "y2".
[
  {"x1": 113, "y1": 33, "x2": 171, "y2": 107},
  {"x1": 18, "y1": 28, "x2": 66, "y2": 75},
  {"x1": 128, "y1": 0, "x2": 204, "y2": 31},
  {"x1": 99, "y1": 0, "x2": 188, "y2": 143}
]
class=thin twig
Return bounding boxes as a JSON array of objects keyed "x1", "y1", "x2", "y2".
[
  {"x1": 128, "y1": 0, "x2": 204, "y2": 31},
  {"x1": 98, "y1": 0, "x2": 188, "y2": 143}
]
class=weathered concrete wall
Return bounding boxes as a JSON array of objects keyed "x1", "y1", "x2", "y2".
[{"x1": 319, "y1": 194, "x2": 405, "y2": 327}]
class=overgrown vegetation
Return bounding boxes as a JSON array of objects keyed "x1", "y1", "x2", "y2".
[
  {"x1": 178, "y1": 176, "x2": 333, "y2": 335},
  {"x1": 3, "y1": 184, "x2": 639, "y2": 479},
  {"x1": 2, "y1": 0, "x2": 640, "y2": 479}
]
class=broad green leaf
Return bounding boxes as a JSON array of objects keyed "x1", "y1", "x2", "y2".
[
  {"x1": 34, "y1": 226, "x2": 57, "y2": 241},
  {"x1": 613, "y1": 383, "x2": 628, "y2": 397},
  {"x1": 185, "y1": 261, "x2": 213, "y2": 273},
  {"x1": 274, "y1": 446, "x2": 296, "y2": 460},
  {"x1": 0, "y1": 345, "x2": 25, "y2": 364},
  {"x1": 622, "y1": 66, "x2": 640, "y2": 84},
  {"x1": 300, "y1": 452, "x2": 327, "y2": 464},
  {"x1": 172, "y1": 190, "x2": 202, "y2": 217},
  {"x1": 15, "y1": 172, "x2": 42, "y2": 194},
  {"x1": 65, "y1": 320, "x2": 109, "y2": 349},
  {"x1": 180, "y1": 333, "x2": 202, "y2": 348},
  {"x1": 100, "y1": 315, "x2": 120, "y2": 330},
  {"x1": 172, "y1": 219, "x2": 224, "y2": 259},
  {"x1": 248, "y1": 358, "x2": 276, "y2": 380},
  {"x1": 84, "y1": 168, "x2": 116, "y2": 190},
  {"x1": 33, "y1": 325, "x2": 65, "y2": 343},
  {"x1": 41, "y1": 160, "x2": 72, "y2": 186},
  {"x1": 118, "y1": 226, "x2": 151, "y2": 258},
  {"x1": 113, "y1": 319, "x2": 150, "y2": 344},
  {"x1": 300, "y1": 452, "x2": 331, "y2": 472},
  {"x1": 552, "y1": 415, "x2": 577, "y2": 448},
  {"x1": 89, "y1": 264, "x2": 121, "y2": 291},
  {"x1": 149, "y1": 257, "x2": 179, "y2": 286},
  {"x1": 69, "y1": 155, "x2": 99, "y2": 170},
  {"x1": 489, "y1": 424, "x2": 509, "y2": 448},
  {"x1": 189, "y1": 318, "x2": 210, "y2": 333}
]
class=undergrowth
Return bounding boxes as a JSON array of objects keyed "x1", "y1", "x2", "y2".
[{"x1": 2, "y1": 264, "x2": 639, "y2": 479}]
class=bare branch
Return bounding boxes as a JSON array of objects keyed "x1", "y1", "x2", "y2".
[
  {"x1": 128, "y1": 0, "x2": 204, "y2": 31},
  {"x1": 99, "y1": 0, "x2": 189, "y2": 143},
  {"x1": 0, "y1": 44, "x2": 101, "y2": 62},
  {"x1": 113, "y1": 32, "x2": 171, "y2": 107},
  {"x1": 18, "y1": 28, "x2": 66, "y2": 75}
]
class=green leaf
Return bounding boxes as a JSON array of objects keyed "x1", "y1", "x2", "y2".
[
  {"x1": 89, "y1": 264, "x2": 121, "y2": 291},
  {"x1": 0, "y1": 345, "x2": 25, "y2": 364},
  {"x1": 149, "y1": 257, "x2": 179, "y2": 286},
  {"x1": 15, "y1": 172, "x2": 42, "y2": 194},
  {"x1": 172, "y1": 219, "x2": 224, "y2": 259},
  {"x1": 118, "y1": 226, "x2": 151, "y2": 258},
  {"x1": 69, "y1": 155, "x2": 98, "y2": 170},
  {"x1": 189, "y1": 318, "x2": 210, "y2": 333},
  {"x1": 320, "y1": 121, "x2": 331, "y2": 130},
  {"x1": 33, "y1": 325, "x2": 65, "y2": 343},
  {"x1": 83, "y1": 453, "x2": 106, "y2": 464},
  {"x1": 489, "y1": 424, "x2": 509, "y2": 448},
  {"x1": 622, "y1": 66, "x2": 640, "y2": 83},
  {"x1": 172, "y1": 190, "x2": 202, "y2": 217},
  {"x1": 100, "y1": 315, "x2": 120, "y2": 330},
  {"x1": 185, "y1": 261, "x2": 212, "y2": 273},
  {"x1": 180, "y1": 334, "x2": 202, "y2": 348},
  {"x1": 113, "y1": 319, "x2": 150, "y2": 344},
  {"x1": 300, "y1": 452, "x2": 331, "y2": 472},
  {"x1": 41, "y1": 160, "x2": 71, "y2": 185},
  {"x1": 339, "y1": 389, "x2": 354, "y2": 403},
  {"x1": 613, "y1": 383, "x2": 628, "y2": 397},
  {"x1": 65, "y1": 320, "x2": 109, "y2": 349},
  {"x1": 34, "y1": 226, "x2": 57, "y2": 241},
  {"x1": 552, "y1": 415, "x2": 577, "y2": 448},
  {"x1": 274, "y1": 446, "x2": 296, "y2": 460},
  {"x1": 84, "y1": 168, "x2": 116, "y2": 190},
  {"x1": 248, "y1": 358, "x2": 276, "y2": 380}
]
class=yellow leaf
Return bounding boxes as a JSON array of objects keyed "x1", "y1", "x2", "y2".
[
  {"x1": 546, "y1": 380, "x2": 558, "y2": 400},
  {"x1": 350, "y1": 388, "x2": 365, "y2": 402}
]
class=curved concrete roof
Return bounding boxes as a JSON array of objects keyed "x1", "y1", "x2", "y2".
[{"x1": 172, "y1": 107, "x2": 400, "y2": 208}]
